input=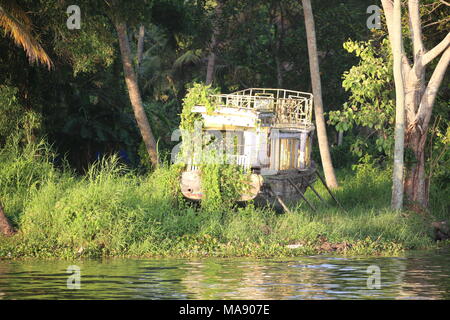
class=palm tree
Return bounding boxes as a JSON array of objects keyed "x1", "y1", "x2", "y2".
[
  {"x1": 302, "y1": 0, "x2": 338, "y2": 189},
  {"x1": 0, "y1": 0, "x2": 52, "y2": 69},
  {"x1": 115, "y1": 20, "x2": 159, "y2": 166},
  {"x1": 0, "y1": 1, "x2": 52, "y2": 235},
  {"x1": 205, "y1": 0, "x2": 223, "y2": 85}
]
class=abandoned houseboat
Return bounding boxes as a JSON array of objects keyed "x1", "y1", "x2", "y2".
[{"x1": 178, "y1": 87, "x2": 328, "y2": 211}]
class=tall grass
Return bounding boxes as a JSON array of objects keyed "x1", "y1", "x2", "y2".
[
  {"x1": 0, "y1": 139, "x2": 62, "y2": 225},
  {"x1": 0, "y1": 140, "x2": 447, "y2": 259}
]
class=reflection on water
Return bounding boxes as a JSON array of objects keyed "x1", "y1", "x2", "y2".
[{"x1": 0, "y1": 250, "x2": 449, "y2": 299}]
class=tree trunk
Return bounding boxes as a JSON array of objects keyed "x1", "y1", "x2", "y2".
[
  {"x1": 206, "y1": 1, "x2": 222, "y2": 85},
  {"x1": 205, "y1": 33, "x2": 217, "y2": 85},
  {"x1": 337, "y1": 131, "x2": 343, "y2": 146},
  {"x1": 301, "y1": 0, "x2": 338, "y2": 189},
  {"x1": 275, "y1": 56, "x2": 283, "y2": 88},
  {"x1": 381, "y1": 0, "x2": 450, "y2": 210},
  {"x1": 136, "y1": 25, "x2": 145, "y2": 74},
  {"x1": 406, "y1": 46, "x2": 450, "y2": 209},
  {"x1": 0, "y1": 203, "x2": 15, "y2": 236},
  {"x1": 403, "y1": 81, "x2": 427, "y2": 209},
  {"x1": 391, "y1": 0, "x2": 406, "y2": 210},
  {"x1": 274, "y1": 2, "x2": 285, "y2": 88},
  {"x1": 115, "y1": 21, "x2": 159, "y2": 167},
  {"x1": 405, "y1": 130, "x2": 428, "y2": 208}
]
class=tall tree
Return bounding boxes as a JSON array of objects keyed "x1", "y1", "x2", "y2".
[
  {"x1": 270, "y1": 0, "x2": 287, "y2": 88},
  {"x1": 390, "y1": 0, "x2": 406, "y2": 210},
  {"x1": 106, "y1": 0, "x2": 159, "y2": 166},
  {"x1": 0, "y1": 0, "x2": 54, "y2": 236},
  {"x1": 381, "y1": 0, "x2": 450, "y2": 209},
  {"x1": 301, "y1": 0, "x2": 338, "y2": 189},
  {"x1": 205, "y1": 1, "x2": 223, "y2": 85},
  {"x1": 115, "y1": 20, "x2": 159, "y2": 166},
  {"x1": 136, "y1": 25, "x2": 145, "y2": 73}
]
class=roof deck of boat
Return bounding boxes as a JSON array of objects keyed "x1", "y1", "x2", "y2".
[{"x1": 192, "y1": 88, "x2": 314, "y2": 130}]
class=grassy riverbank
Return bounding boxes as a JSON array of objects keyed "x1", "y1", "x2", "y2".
[{"x1": 0, "y1": 141, "x2": 449, "y2": 259}]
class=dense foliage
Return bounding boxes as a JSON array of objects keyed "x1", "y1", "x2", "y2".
[
  {"x1": 0, "y1": 0, "x2": 382, "y2": 171},
  {"x1": 1, "y1": 140, "x2": 447, "y2": 258},
  {"x1": 0, "y1": 0, "x2": 448, "y2": 257}
]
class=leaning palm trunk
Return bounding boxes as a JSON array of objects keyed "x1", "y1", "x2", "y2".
[
  {"x1": 115, "y1": 21, "x2": 159, "y2": 167},
  {"x1": 301, "y1": 0, "x2": 338, "y2": 189}
]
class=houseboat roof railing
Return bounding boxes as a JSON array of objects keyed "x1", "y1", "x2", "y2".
[
  {"x1": 230, "y1": 88, "x2": 313, "y2": 100},
  {"x1": 208, "y1": 88, "x2": 314, "y2": 128}
]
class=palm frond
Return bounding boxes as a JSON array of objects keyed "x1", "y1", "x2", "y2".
[
  {"x1": 173, "y1": 49, "x2": 202, "y2": 69},
  {"x1": 0, "y1": 3, "x2": 53, "y2": 69}
]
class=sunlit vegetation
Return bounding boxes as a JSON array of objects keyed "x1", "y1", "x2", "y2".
[
  {"x1": 0, "y1": 140, "x2": 446, "y2": 259},
  {"x1": 0, "y1": 0, "x2": 448, "y2": 258}
]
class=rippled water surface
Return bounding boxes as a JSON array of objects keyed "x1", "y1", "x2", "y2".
[{"x1": 1, "y1": 250, "x2": 449, "y2": 299}]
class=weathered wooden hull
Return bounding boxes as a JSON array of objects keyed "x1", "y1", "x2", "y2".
[
  {"x1": 253, "y1": 162, "x2": 317, "y2": 210},
  {"x1": 180, "y1": 170, "x2": 264, "y2": 201},
  {"x1": 180, "y1": 162, "x2": 317, "y2": 209}
]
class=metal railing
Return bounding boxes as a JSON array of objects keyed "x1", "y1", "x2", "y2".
[
  {"x1": 209, "y1": 88, "x2": 313, "y2": 127},
  {"x1": 231, "y1": 88, "x2": 313, "y2": 101}
]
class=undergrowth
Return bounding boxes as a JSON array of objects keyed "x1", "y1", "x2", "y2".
[{"x1": 0, "y1": 140, "x2": 448, "y2": 259}]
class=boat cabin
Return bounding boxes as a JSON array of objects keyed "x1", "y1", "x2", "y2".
[{"x1": 184, "y1": 88, "x2": 315, "y2": 174}]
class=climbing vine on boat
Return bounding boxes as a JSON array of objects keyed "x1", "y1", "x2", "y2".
[
  {"x1": 180, "y1": 83, "x2": 220, "y2": 132},
  {"x1": 200, "y1": 160, "x2": 250, "y2": 212},
  {"x1": 179, "y1": 83, "x2": 251, "y2": 212}
]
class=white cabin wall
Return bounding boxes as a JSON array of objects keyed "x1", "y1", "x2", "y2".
[
  {"x1": 243, "y1": 131, "x2": 256, "y2": 166},
  {"x1": 256, "y1": 131, "x2": 270, "y2": 168}
]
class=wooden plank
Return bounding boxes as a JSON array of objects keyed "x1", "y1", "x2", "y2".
[
  {"x1": 307, "y1": 183, "x2": 325, "y2": 203},
  {"x1": 267, "y1": 185, "x2": 291, "y2": 214},
  {"x1": 315, "y1": 171, "x2": 347, "y2": 213},
  {"x1": 287, "y1": 178, "x2": 316, "y2": 212}
]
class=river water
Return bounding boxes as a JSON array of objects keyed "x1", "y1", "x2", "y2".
[{"x1": 0, "y1": 250, "x2": 449, "y2": 299}]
